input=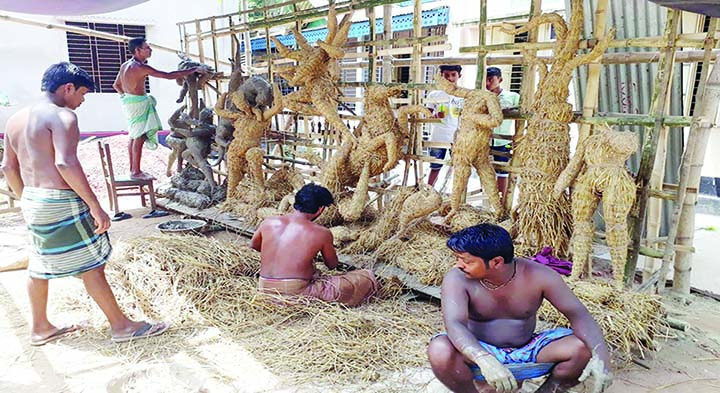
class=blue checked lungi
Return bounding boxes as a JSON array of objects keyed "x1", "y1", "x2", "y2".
[{"x1": 21, "y1": 187, "x2": 112, "y2": 279}]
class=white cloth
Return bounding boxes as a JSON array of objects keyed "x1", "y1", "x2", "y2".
[
  {"x1": 426, "y1": 90, "x2": 464, "y2": 143},
  {"x1": 492, "y1": 89, "x2": 521, "y2": 147}
]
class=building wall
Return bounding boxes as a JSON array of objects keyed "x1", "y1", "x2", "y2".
[{"x1": 0, "y1": 0, "x2": 237, "y2": 134}]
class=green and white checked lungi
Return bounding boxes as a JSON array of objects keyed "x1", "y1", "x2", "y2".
[
  {"x1": 21, "y1": 187, "x2": 112, "y2": 279},
  {"x1": 120, "y1": 93, "x2": 161, "y2": 150}
]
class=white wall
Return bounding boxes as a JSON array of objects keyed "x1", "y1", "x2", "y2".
[{"x1": 0, "y1": 0, "x2": 237, "y2": 134}]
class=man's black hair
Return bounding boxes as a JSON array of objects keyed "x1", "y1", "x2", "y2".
[
  {"x1": 41, "y1": 62, "x2": 95, "y2": 93},
  {"x1": 446, "y1": 223, "x2": 514, "y2": 265},
  {"x1": 294, "y1": 183, "x2": 334, "y2": 214},
  {"x1": 439, "y1": 65, "x2": 462, "y2": 74},
  {"x1": 486, "y1": 67, "x2": 502, "y2": 78},
  {"x1": 128, "y1": 37, "x2": 147, "y2": 55}
]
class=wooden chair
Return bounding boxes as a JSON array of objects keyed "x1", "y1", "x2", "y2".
[{"x1": 97, "y1": 141, "x2": 156, "y2": 214}]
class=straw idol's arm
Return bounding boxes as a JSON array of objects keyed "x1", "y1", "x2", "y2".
[{"x1": 553, "y1": 140, "x2": 586, "y2": 199}]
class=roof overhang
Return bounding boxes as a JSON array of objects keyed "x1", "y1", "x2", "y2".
[
  {"x1": 0, "y1": 0, "x2": 149, "y2": 16},
  {"x1": 648, "y1": 1, "x2": 720, "y2": 17}
]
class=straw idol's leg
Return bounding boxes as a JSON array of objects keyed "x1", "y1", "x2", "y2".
[
  {"x1": 570, "y1": 178, "x2": 599, "y2": 279},
  {"x1": 603, "y1": 176, "x2": 635, "y2": 287},
  {"x1": 450, "y1": 161, "x2": 472, "y2": 218},
  {"x1": 225, "y1": 140, "x2": 247, "y2": 199},
  {"x1": 246, "y1": 147, "x2": 265, "y2": 189},
  {"x1": 473, "y1": 153, "x2": 503, "y2": 216},
  {"x1": 340, "y1": 163, "x2": 370, "y2": 222}
]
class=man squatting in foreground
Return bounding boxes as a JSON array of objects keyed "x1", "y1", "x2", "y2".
[
  {"x1": 2, "y1": 62, "x2": 168, "y2": 345},
  {"x1": 428, "y1": 224, "x2": 612, "y2": 392},
  {"x1": 251, "y1": 184, "x2": 378, "y2": 306}
]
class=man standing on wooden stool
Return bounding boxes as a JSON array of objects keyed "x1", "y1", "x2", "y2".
[
  {"x1": 428, "y1": 224, "x2": 612, "y2": 393},
  {"x1": 113, "y1": 37, "x2": 201, "y2": 180}
]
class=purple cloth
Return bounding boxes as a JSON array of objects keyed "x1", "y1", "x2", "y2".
[{"x1": 531, "y1": 247, "x2": 572, "y2": 276}]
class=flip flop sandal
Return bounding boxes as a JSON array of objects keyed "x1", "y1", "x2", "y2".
[
  {"x1": 111, "y1": 212, "x2": 133, "y2": 222},
  {"x1": 142, "y1": 210, "x2": 170, "y2": 219},
  {"x1": 30, "y1": 325, "x2": 80, "y2": 346},
  {"x1": 111, "y1": 322, "x2": 170, "y2": 343}
]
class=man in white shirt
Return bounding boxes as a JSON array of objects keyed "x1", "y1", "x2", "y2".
[
  {"x1": 487, "y1": 67, "x2": 520, "y2": 202},
  {"x1": 427, "y1": 65, "x2": 464, "y2": 187}
]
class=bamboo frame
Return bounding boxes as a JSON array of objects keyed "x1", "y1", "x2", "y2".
[{"x1": 175, "y1": 0, "x2": 715, "y2": 294}]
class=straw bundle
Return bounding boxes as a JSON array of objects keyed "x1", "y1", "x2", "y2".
[
  {"x1": 554, "y1": 127, "x2": 639, "y2": 285},
  {"x1": 375, "y1": 220, "x2": 455, "y2": 286},
  {"x1": 538, "y1": 279, "x2": 664, "y2": 358},
  {"x1": 342, "y1": 188, "x2": 415, "y2": 254},
  {"x1": 330, "y1": 225, "x2": 360, "y2": 247},
  {"x1": 505, "y1": 0, "x2": 616, "y2": 258},
  {"x1": 444, "y1": 204, "x2": 497, "y2": 232},
  {"x1": 398, "y1": 186, "x2": 442, "y2": 230},
  {"x1": 109, "y1": 234, "x2": 443, "y2": 384}
]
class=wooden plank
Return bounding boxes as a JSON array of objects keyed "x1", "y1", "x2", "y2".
[{"x1": 156, "y1": 197, "x2": 443, "y2": 299}]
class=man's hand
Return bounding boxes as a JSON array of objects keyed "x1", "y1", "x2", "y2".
[
  {"x1": 578, "y1": 351, "x2": 613, "y2": 393},
  {"x1": 90, "y1": 206, "x2": 111, "y2": 234},
  {"x1": 475, "y1": 356, "x2": 517, "y2": 393}
]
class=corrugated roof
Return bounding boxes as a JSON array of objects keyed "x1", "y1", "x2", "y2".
[{"x1": 242, "y1": 6, "x2": 449, "y2": 52}]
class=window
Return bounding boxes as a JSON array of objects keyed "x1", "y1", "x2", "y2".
[
  {"x1": 66, "y1": 22, "x2": 149, "y2": 93},
  {"x1": 509, "y1": 27, "x2": 528, "y2": 94}
]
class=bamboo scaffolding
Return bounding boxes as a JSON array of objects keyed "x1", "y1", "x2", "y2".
[
  {"x1": 503, "y1": 0, "x2": 542, "y2": 215},
  {"x1": 577, "y1": 0, "x2": 608, "y2": 143},
  {"x1": 625, "y1": 9, "x2": 680, "y2": 287},
  {"x1": 647, "y1": 19, "x2": 720, "y2": 295},
  {"x1": 474, "y1": 0, "x2": 488, "y2": 90},
  {"x1": 183, "y1": 0, "x2": 411, "y2": 42},
  {"x1": 382, "y1": 4, "x2": 393, "y2": 83}
]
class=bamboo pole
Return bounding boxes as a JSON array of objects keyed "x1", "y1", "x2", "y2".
[
  {"x1": 0, "y1": 13, "x2": 232, "y2": 67},
  {"x1": 368, "y1": 6, "x2": 377, "y2": 84},
  {"x1": 210, "y1": 18, "x2": 221, "y2": 97},
  {"x1": 660, "y1": 20, "x2": 720, "y2": 295},
  {"x1": 504, "y1": 0, "x2": 541, "y2": 215},
  {"x1": 410, "y1": 0, "x2": 423, "y2": 186},
  {"x1": 625, "y1": 9, "x2": 680, "y2": 287},
  {"x1": 382, "y1": 4, "x2": 393, "y2": 84},
  {"x1": 577, "y1": 0, "x2": 608, "y2": 143},
  {"x1": 195, "y1": 20, "x2": 209, "y2": 105},
  {"x1": 459, "y1": 31, "x2": 720, "y2": 54},
  {"x1": 334, "y1": 49, "x2": 719, "y2": 69},
  {"x1": 474, "y1": 0, "x2": 488, "y2": 90}
]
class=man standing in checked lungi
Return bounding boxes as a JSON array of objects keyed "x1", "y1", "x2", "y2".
[
  {"x1": 113, "y1": 37, "x2": 201, "y2": 180},
  {"x1": 2, "y1": 62, "x2": 168, "y2": 345}
]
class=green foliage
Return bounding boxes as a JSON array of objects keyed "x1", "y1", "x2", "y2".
[{"x1": 242, "y1": 0, "x2": 314, "y2": 22}]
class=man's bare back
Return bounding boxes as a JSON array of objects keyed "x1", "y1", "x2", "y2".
[
  {"x1": 4, "y1": 103, "x2": 80, "y2": 190},
  {"x1": 251, "y1": 213, "x2": 338, "y2": 280}
]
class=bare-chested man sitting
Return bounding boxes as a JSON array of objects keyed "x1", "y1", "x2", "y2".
[
  {"x1": 2, "y1": 62, "x2": 168, "y2": 345},
  {"x1": 250, "y1": 184, "x2": 377, "y2": 307},
  {"x1": 113, "y1": 37, "x2": 200, "y2": 180},
  {"x1": 428, "y1": 224, "x2": 612, "y2": 393}
]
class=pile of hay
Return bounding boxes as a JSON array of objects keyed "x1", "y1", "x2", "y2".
[
  {"x1": 375, "y1": 220, "x2": 455, "y2": 287},
  {"x1": 538, "y1": 279, "x2": 665, "y2": 358},
  {"x1": 110, "y1": 233, "x2": 442, "y2": 384}
]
